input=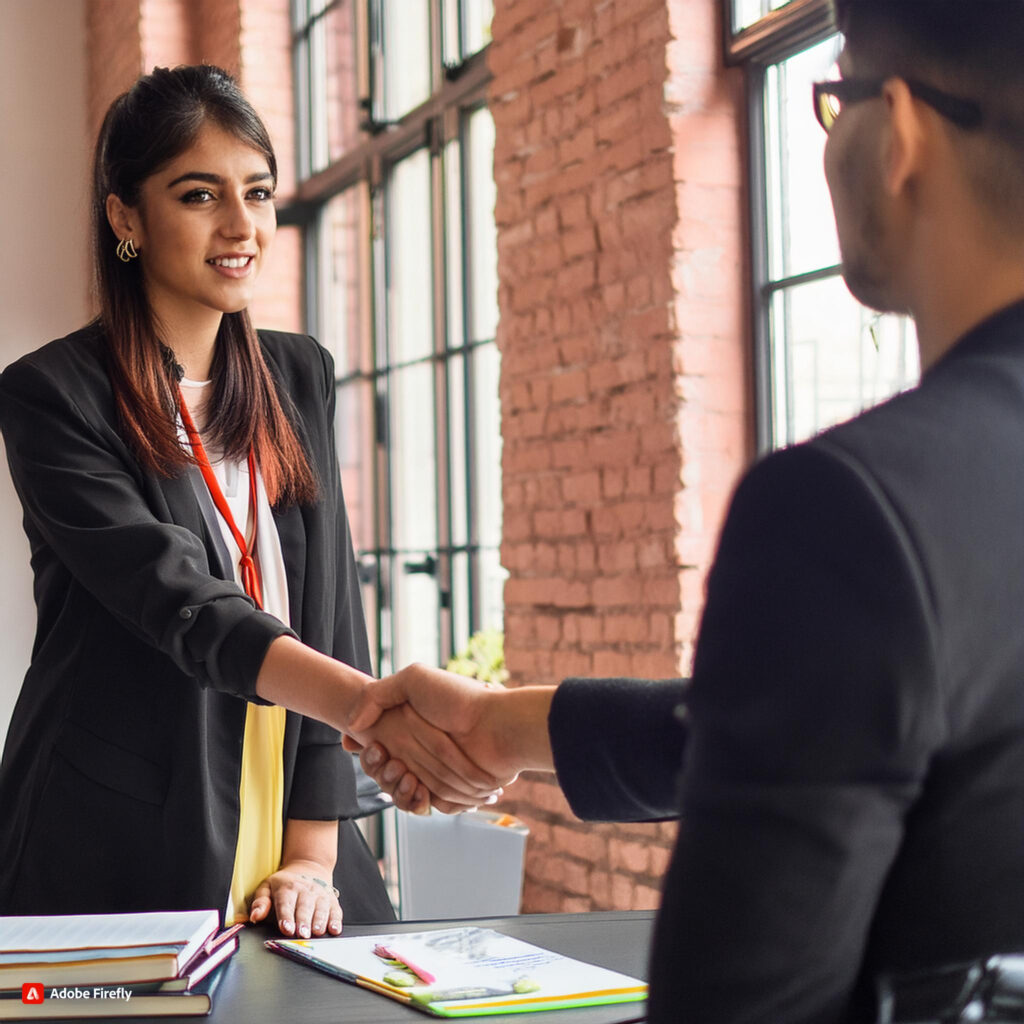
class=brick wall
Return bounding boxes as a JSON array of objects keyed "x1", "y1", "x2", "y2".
[
  {"x1": 490, "y1": 0, "x2": 751, "y2": 912},
  {"x1": 84, "y1": 0, "x2": 300, "y2": 332}
]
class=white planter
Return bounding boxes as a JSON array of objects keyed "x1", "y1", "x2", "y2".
[{"x1": 391, "y1": 808, "x2": 529, "y2": 920}]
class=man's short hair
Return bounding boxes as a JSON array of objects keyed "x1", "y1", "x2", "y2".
[{"x1": 834, "y1": 0, "x2": 1024, "y2": 228}]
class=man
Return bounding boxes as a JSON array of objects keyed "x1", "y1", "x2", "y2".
[{"x1": 350, "y1": 1, "x2": 1024, "y2": 1020}]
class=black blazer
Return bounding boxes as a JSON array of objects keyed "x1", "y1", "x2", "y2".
[
  {"x1": 0, "y1": 323, "x2": 392, "y2": 922},
  {"x1": 550, "y1": 300, "x2": 1024, "y2": 1022}
]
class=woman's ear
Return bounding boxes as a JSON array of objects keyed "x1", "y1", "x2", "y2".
[{"x1": 105, "y1": 193, "x2": 142, "y2": 249}]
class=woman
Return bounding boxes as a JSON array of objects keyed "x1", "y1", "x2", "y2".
[{"x1": 0, "y1": 65, "x2": 492, "y2": 936}]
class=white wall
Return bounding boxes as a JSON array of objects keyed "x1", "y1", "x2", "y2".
[{"x1": 0, "y1": 0, "x2": 90, "y2": 741}]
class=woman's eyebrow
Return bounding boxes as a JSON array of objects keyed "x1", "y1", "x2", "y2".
[{"x1": 166, "y1": 170, "x2": 274, "y2": 188}]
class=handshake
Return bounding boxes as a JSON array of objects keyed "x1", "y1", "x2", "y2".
[{"x1": 341, "y1": 664, "x2": 558, "y2": 815}]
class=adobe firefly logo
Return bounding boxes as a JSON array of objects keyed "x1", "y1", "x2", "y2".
[{"x1": 22, "y1": 983, "x2": 45, "y2": 1004}]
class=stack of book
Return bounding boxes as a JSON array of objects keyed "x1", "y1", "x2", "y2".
[{"x1": 0, "y1": 909, "x2": 239, "y2": 1019}]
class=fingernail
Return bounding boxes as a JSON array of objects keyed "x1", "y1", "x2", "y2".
[
  {"x1": 299, "y1": 924, "x2": 310, "y2": 938},
  {"x1": 365, "y1": 747, "x2": 382, "y2": 768},
  {"x1": 485, "y1": 793, "x2": 499, "y2": 805},
  {"x1": 398, "y1": 776, "x2": 414, "y2": 796},
  {"x1": 382, "y1": 763, "x2": 400, "y2": 784},
  {"x1": 282, "y1": 920, "x2": 294, "y2": 934}
]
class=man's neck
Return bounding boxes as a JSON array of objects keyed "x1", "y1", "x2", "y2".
[
  {"x1": 903, "y1": 206, "x2": 1024, "y2": 372},
  {"x1": 912, "y1": 266, "x2": 1024, "y2": 372}
]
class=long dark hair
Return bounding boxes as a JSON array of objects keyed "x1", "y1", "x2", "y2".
[{"x1": 92, "y1": 63, "x2": 316, "y2": 506}]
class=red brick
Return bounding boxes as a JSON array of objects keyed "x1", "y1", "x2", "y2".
[
  {"x1": 589, "y1": 870, "x2": 613, "y2": 907},
  {"x1": 520, "y1": 885, "x2": 564, "y2": 913},
  {"x1": 609, "y1": 838, "x2": 651, "y2": 874},
  {"x1": 562, "y1": 226, "x2": 598, "y2": 260},
  {"x1": 598, "y1": 543, "x2": 638, "y2": 574},
  {"x1": 632, "y1": 651, "x2": 679, "y2": 678},
  {"x1": 551, "y1": 650, "x2": 594, "y2": 679},
  {"x1": 602, "y1": 469, "x2": 626, "y2": 500},
  {"x1": 649, "y1": 844, "x2": 674, "y2": 878},
  {"x1": 591, "y1": 650, "x2": 633, "y2": 677},
  {"x1": 563, "y1": 471, "x2": 602, "y2": 506},
  {"x1": 634, "y1": 884, "x2": 663, "y2": 910},
  {"x1": 562, "y1": 896, "x2": 593, "y2": 913},
  {"x1": 610, "y1": 874, "x2": 635, "y2": 910}
]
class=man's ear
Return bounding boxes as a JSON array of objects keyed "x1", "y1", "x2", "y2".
[
  {"x1": 880, "y1": 77, "x2": 927, "y2": 199},
  {"x1": 105, "y1": 193, "x2": 142, "y2": 248}
]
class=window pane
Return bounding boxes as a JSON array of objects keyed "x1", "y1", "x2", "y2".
[
  {"x1": 387, "y1": 150, "x2": 435, "y2": 364},
  {"x1": 444, "y1": 137, "x2": 465, "y2": 351},
  {"x1": 448, "y1": 354, "x2": 468, "y2": 547},
  {"x1": 335, "y1": 378, "x2": 376, "y2": 553},
  {"x1": 475, "y1": 548, "x2": 507, "y2": 634},
  {"x1": 732, "y1": 0, "x2": 795, "y2": 33},
  {"x1": 770, "y1": 276, "x2": 919, "y2": 445},
  {"x1": 463, "y1": 0, "x2": 494, "y2": 56},
  {"x1": 319, "y1": 186, "x2": 369, "y2": 376},
  {"x1": 359, "y1": 552, "x2": 380, "y2": 676},
  {"x1": 451, "y1": 550, "x2": 470, "y2": 654},
  {"x1": 443, "y1": 0, "x2": 494, "y2": 63},
  {"x1": 764, "y1": 36, "x2": 841, "y2": 280},
  {"x1": 379, "y1": 0, "x2": 431, "y2": 121},
  {"x1": 470, "y1": 342, "x2": 502, "y2": 549},
  {"x1": 307, "y1": 13, "x2": 329, "y2": 172},
  {"x1": 391, "y1": 559, "x2": 440, "y2": 667},
  {"x1": 388, "y1": 362, "x2": 438, "y2": 550},
  {"x1": 324, "y1": 2, "x2": 361, "y2": 163},
  {"x1": 336, "y1": 378, "x2": 379, "y2": 674},
  {"x1": 464, "y1": 107, "x2": 498, "y2": 343}
]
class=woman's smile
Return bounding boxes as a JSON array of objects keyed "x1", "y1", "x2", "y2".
[{"x1": 207, "y1": 253, "x2": 257, "y2": 277}]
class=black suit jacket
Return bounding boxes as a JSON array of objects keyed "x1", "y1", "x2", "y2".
[
  {"x1": 550, "y1": 299, "x2": 1024, "y2": 1022},
  {"x1": 0, "y1": 323, "x2": 392, "y2": 922}
]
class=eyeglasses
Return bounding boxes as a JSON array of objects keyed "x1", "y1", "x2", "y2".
[{"x1": 812, "y1": 77, "x2": 983, "y2": 133}]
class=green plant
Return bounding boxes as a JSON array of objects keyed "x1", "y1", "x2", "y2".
[{"x1": 445, "y1": 629, "x2": 508, "y2": 686}]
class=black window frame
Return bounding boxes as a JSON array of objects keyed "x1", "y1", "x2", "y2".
[{"x1": 284, "y1": 0, "x2": 500, "y2": 675}]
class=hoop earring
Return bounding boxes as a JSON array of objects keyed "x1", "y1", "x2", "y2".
[{"x1": 116, "y1": 238, "x2": 138, "y2": 262}]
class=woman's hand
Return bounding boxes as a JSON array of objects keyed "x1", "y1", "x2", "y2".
[{"x1": 249, "y1": 858, "x2": 343, "y2": 938}]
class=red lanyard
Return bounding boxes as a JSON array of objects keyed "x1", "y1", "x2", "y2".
[{"x1": 178, "y1": 389, "x2": 263, "y2": 609}]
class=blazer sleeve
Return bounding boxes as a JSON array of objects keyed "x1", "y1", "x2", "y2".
[
  {"x1": 0, "y1": 355, "x2": 293, "y2": 700},
  {"x1": 549, "y1": 677, "x2": 687, "y2": 821},
  {"x1": 648, "y1": 443, "x2": 943, "y2": 1024},
  {"x1": 283, "y1": 338, "x2": 371, "y2": 821}
]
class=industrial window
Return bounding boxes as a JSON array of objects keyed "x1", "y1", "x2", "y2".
[
  {"x1": 725, "y1": 0, "x2": 919, "y2": 449},
  {"x1": 287, "y1": 0, "x2": 501, "y2": 674}
]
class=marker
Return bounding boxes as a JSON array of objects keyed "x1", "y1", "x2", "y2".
[{"x1": 373, "y1": 944, "x2": 437, "y2": 985}]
